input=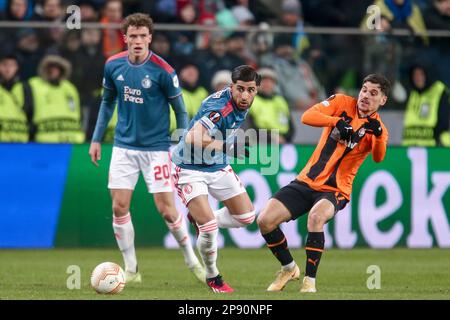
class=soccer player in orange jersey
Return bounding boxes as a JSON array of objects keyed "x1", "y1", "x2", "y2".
[{"x1": 257, "y1": 74, "x2": 390, "y2": 293}]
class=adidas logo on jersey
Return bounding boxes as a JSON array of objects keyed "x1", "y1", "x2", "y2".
[{"x1": 116, "y1": 74, "x2": 124, "y2": 81}]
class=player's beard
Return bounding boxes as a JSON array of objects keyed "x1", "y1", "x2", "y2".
[
  {"x1": 236, "y1": 98, "x2": 253, "y2": 110},
  {"x1": 358, "y1": 99, "x2": 370, "y2": 113}
]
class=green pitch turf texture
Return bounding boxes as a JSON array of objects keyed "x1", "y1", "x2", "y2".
[{"x1": 0, "y1": 248, "x2": 449, "y2": 300}]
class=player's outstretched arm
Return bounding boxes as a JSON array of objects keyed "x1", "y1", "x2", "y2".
[
  {"x1": 184, "y1": 121, "x2": 249, "y2": 159},
  {"x1": 185, "y1": 121, "x2": 223, "y2": 151},
  {"x1": 301, "y1": 98, "x2": 341, "y2": 128}
]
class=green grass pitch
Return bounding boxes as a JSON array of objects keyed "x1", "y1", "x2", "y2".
[{"x1": 0, "y1": 248, "x2": 449, "y2": 300}]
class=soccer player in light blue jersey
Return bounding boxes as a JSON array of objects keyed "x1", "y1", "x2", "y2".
[
  {"x1": 172, "y1": 65, "x2": 261, "y2": 293},
  {"x1": 88, "y1": 13, "x2": 205, "y2": 285}
]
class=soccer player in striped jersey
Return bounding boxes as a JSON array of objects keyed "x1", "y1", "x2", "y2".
[
  {"x1": 88, "y1": 13, "x2": 205, "y2": 285},
  {"x1": 257, "y1": 74, "x2": 390, "y2": 293},
  {"x1": 172, "y1": 65, "x2": 261, "y2": 293}
]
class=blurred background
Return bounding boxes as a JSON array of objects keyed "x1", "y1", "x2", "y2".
[
  {"x1": 0, "y1": 0, "x2": 449, "y2": 250},
  {"x1": 0, "y1": 0, "x2": 449, "y2": 146}
]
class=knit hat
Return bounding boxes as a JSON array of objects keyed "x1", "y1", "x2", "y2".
[
  {"x1": 257, "y1": 68, "x2": 278, "y2": 82},
  {"x1": 211, "y1": 70, "x2": 232, "y2": 89}
]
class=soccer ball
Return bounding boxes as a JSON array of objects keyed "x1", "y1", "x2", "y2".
[{"x1": 90, "y1": 262, "x2": 126, "y2": 294}]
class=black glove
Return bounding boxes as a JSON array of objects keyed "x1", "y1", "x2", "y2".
[
  {"x1": 223, "y1": 140, "x2": 250, "y2": 159},
  {"x1": 364, "y1": 117, "x2": 382, "y2": 137},
  {"x1": 335, "y1": 119, "x2": 353, "y2": 141}
]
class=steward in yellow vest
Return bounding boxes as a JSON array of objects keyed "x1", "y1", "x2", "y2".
[
  {"x1": 402, "y1": 64, "x2": 450, "y2": 147},
  {"x1": 169, "y1": 63, "x2": 208, "y2": 134},
  {"x1": 248, "y1": 68, "x2": 292, "y2": 143},
  {"x1": 169, "y1": 86, "x2": 208, "y2": 134},
  {"x1": 15, "y1": 55, "x2": 85, "y2": 143},
  {"x1": 0, "y1": 54, "x2": 29, "y2": 142}
]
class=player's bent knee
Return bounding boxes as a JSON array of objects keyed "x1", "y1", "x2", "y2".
[
  {"x1": 307, "y1": 212, "x2": 326, "y2": 230},
  {"x1": 257, "y1": 214, "x2": 276, "y2": 233},
  {"x1": 256, "y1": 214, "x2": 265, "y2": 227}
]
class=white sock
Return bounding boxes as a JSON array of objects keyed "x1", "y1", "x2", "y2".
[
  {"x1": 112, "y1": 212, "x2": 137, "y2": 273},
  {"x1": 305, "y1": 276, "x2": 316, "y2": 284},
  {"x1": 213, "y1": 207, "x2": 255, "y2": 228},
  {"x1": 282, "y1": 261, "x2": 296, "y2": 271},
  {"x1": 165, "y1": 214, "x2": 200, "y2": 268},
  {"x1": 197, "y1": 219, "x2": 219, "y2": 279}
]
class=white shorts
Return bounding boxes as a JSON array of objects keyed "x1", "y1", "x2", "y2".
[
  {"x1": 108, "y1": 146, "x2": 173, "y2": 193},
  {"x1": 173, "y1": 165, "x2": 246, "y2": 205}
]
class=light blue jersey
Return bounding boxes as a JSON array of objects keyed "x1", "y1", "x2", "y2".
[
  {"x1": 93, "y1": 50, "x2": 182, "y2": 151},
  {"x1": 172, "y1": 88, "x2": 248, "y2": 172}
]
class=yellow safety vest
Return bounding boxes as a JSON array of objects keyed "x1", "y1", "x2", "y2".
[
  {"x1": 402, "y1": 81, "x2": 449, "y2": 147},
  {"x1": 169, "y1": 87, "x2": 208, "y2": 133},
  {"x1": 25, "y1": 77, "x2": 85, "y2": 143},
  {"x1": 250, "y1": 94, "x2": 290, "y2": 134},
  {"x1": 0, "y1": 84, "x2": 29, "y2": 142}
]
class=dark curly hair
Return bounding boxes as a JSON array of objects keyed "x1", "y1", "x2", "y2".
[{"x1": 122, "y1": 13, "x2": 154, "y2": 35}]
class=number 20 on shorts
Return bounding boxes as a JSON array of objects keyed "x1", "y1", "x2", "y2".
[{"x1": 154, "y1": 164, "x2": 170, "y2": 180}]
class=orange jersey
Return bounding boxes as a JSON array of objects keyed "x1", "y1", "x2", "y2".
[{"x1": 297, "y1": 94, "x2": 388, "y2": 200}]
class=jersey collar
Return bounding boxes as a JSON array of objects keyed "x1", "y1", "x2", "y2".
[{"x1": 127, "y1": 51, "x2": 151, "y2": 67}]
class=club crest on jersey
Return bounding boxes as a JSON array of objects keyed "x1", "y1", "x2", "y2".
[
  {"x1": 321, "y1": 94, "x2": 336, "y2": 107},
  {"x1": 141, "y1": 76, "x2": 151, "y2": 89},
  {"x1": 209, "y1": 111, "x2": 221, "y2": 123},
  {"x1": 173, "y1": 75, "x2": 179, "y2": 88}
]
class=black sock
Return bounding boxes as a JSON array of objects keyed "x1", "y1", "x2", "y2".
[
  {"x1": 262, "y1": 227, "x2": 293, "y2": 266},
  {"x1": 305, "y1": 232, "x2": 325, "y2": 278}
]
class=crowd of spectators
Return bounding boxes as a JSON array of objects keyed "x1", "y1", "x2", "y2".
[{"x1": 0, "y1": 0, "x2": 449, "y2": 145}]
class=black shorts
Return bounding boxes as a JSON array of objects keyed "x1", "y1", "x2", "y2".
[{"x1": 273, "y1": 180, "x2": 349, "y2": 220}]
